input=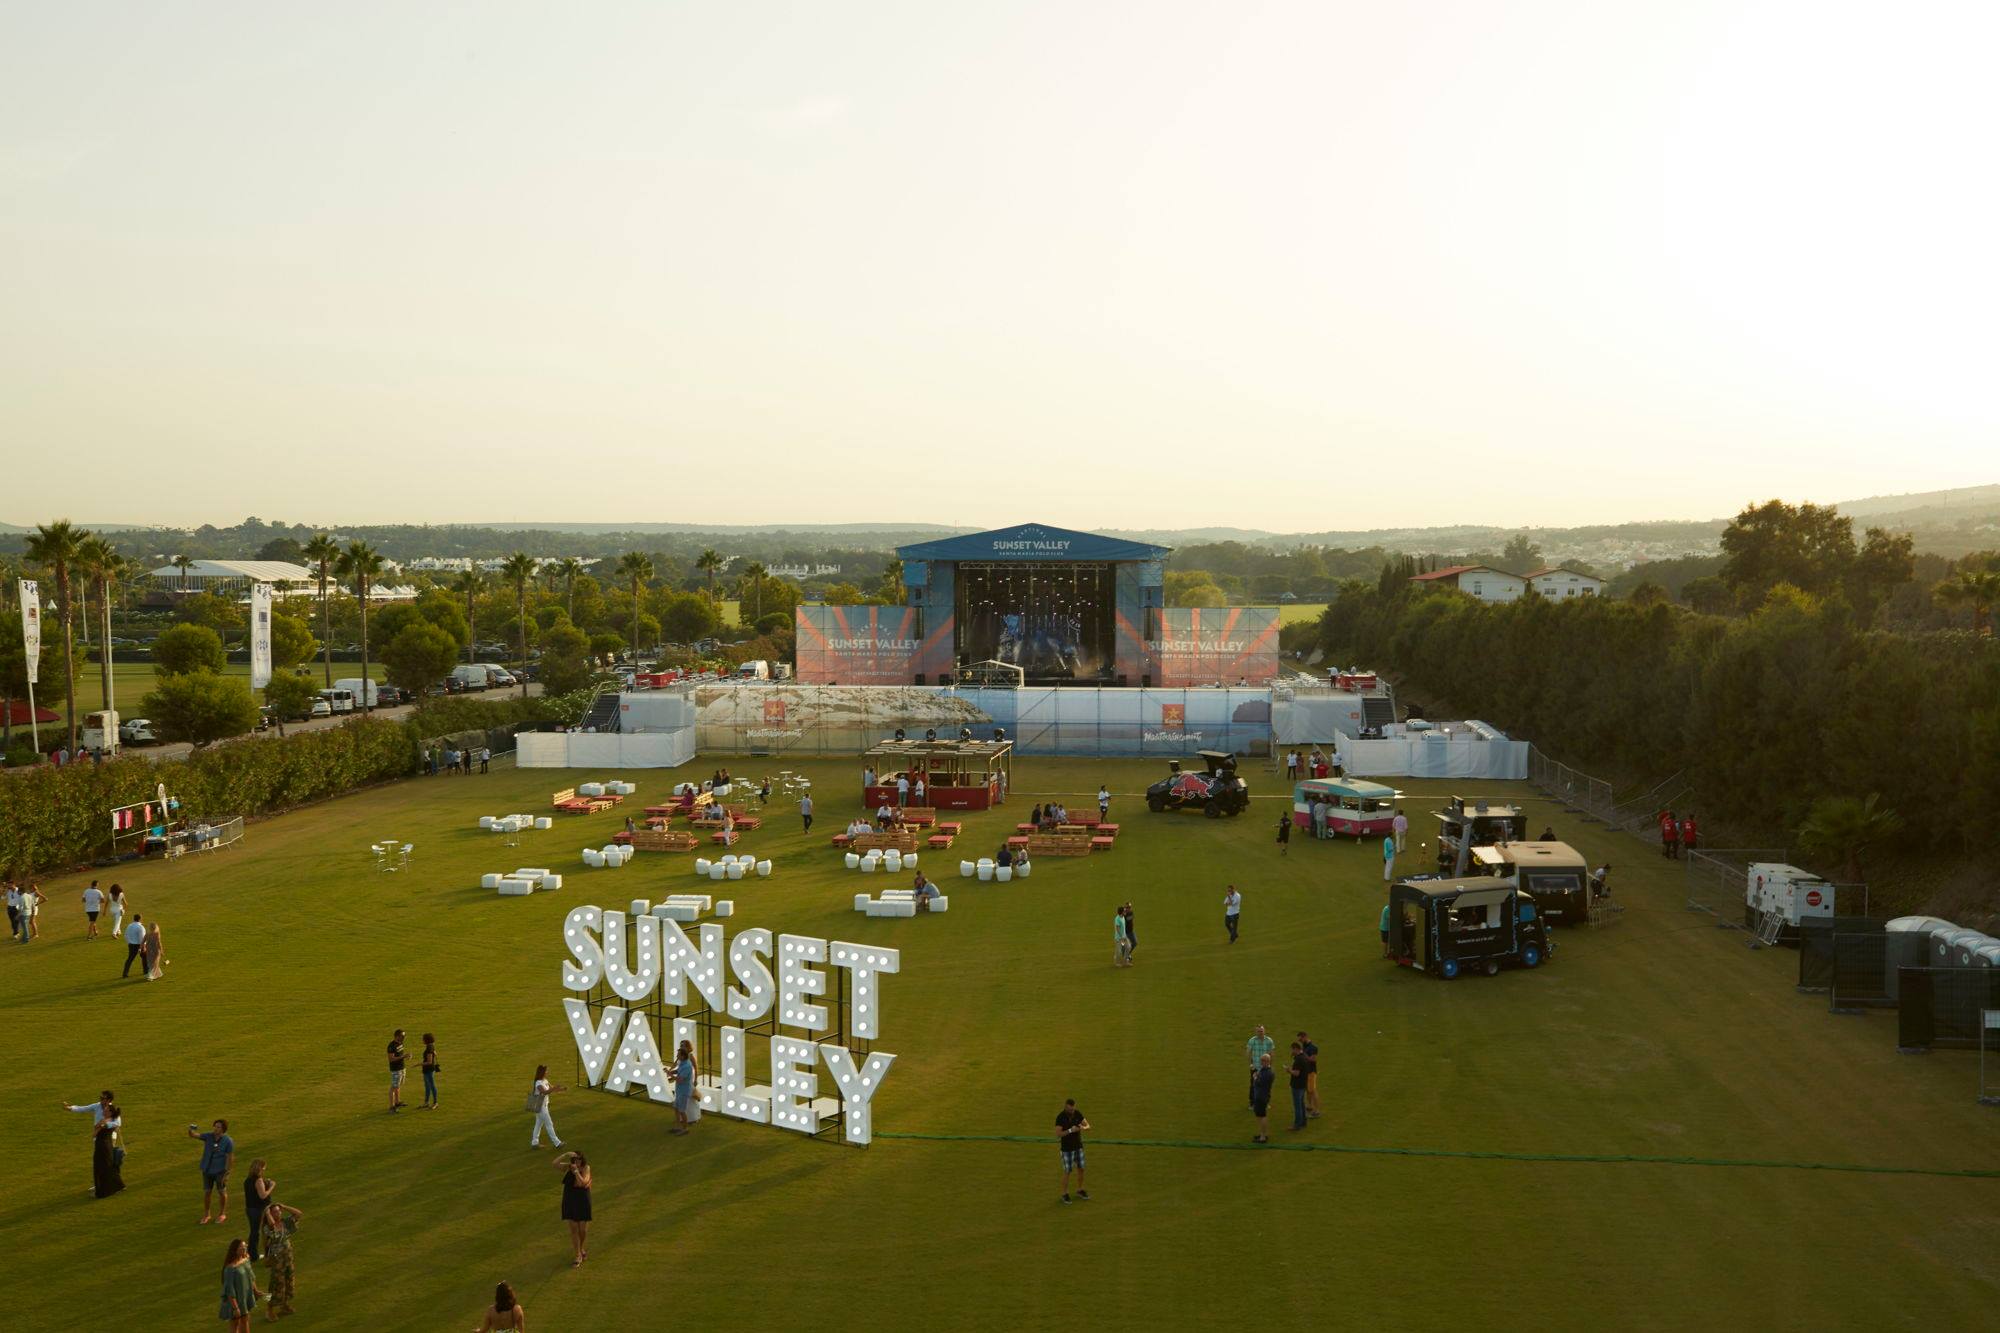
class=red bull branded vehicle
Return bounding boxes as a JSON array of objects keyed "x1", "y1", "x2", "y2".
[{"x1": 1146, "y1": 751, "x2": 1250, "y2": 818}]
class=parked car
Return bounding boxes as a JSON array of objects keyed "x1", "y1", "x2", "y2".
[
  {"x1": 310, "y1": 699, "x2": 332, "y2": 719},
  {"x1": 120, "y1": 718, "x2": 160, "y2": 745}
]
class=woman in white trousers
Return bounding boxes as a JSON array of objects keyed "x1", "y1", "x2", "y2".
[{"x1": 529, "y1": 1065, "x2": 565, "y2": 1148}]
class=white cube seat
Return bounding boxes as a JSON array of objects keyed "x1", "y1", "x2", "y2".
[
  {"x1": 860, "y1": 858, "x2": 877, "y2": 873},
  {"x1": 726, "y1": 862, "x2": 745, "y2": 879},
  {"x1": 515, "y1": 868, "x2": 551, "y2": 879},
  {"x1": 579, "y1": 782, "x2": 605, "y2": 797},
  {"x1": 694, "y1": 858, "x2": 712, "y2": 875},
  {"x1": 535, "y1": 817, "x2": 552, "y2": 830},
  {"x1": 755, "y1": 860, "x2": 772, "y2": 877},
  {"x1": 904, "y1": 853, "x2": 917, "y2": 868},
  {"x1": 845, "y1": 853, "x2": 861, "y2": 869},
  {"x1": 1016, "y1": 861, "x2": 1031, "y2": 878},
  {"x1": 480, "y1": 873, "x2": 503, "y2": 888},
  {"x1": 629, "y1": 898, "x2": 651, "y2": 916},
  {"x1": 960, "y1": 860, "x2": 975, "y2": 877},
  {"x1": 978, "y1": 862, "x2": 994, "y2": 881},
  {"x1": 930, "y1": 896, "x2": 949, "y2": 913},
  {"x1": 669, "y1": 894, "x2": 712, "y2": 910},
  {"x1": 709, "y1": 863, "x2": 727, "y2": 880},
  {"x1": 656, "y1": 903, "x2": 700, "y2": 922},
  {"x1": 497, "y1": 881, "x2": 535, "y2": 897},
  {"x1": 479, "y1": 816, "x2": 497, "y2": 829},
  {"x1": 582, "y1": 849, "x2": 606, "y2": 868},
  {"x1": 715, "y1": 900, "x2": 734, "y2": 918},
  {"x1": 854, "y1": 894, "x2": 872, "y2": 912},
  {"x1": 539, "y1": 874, "x2": 562, "y2": 891},
  {"x1": 996, "y1": 866, "x2": 1013, "y2": 882}
]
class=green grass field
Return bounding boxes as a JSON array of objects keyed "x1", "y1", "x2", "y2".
[
  {"x1": 35, "y1": 661, "x2": 388, "y2": 730},
  {"x1": 11, "y1": 756, "x2": 1998, "y2": 1327},
  {"x1": 1275, "y1": 602, "x2": 1327, "y2": 625}
]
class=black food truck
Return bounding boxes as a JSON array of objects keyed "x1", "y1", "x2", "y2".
[{"x1": 1385, "y1": 876, "x2": 1552, "y2": 979}]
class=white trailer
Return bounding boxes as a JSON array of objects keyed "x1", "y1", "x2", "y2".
[{"x1": 1745, "y1": 862, "x2": 1835, "y2": 933}]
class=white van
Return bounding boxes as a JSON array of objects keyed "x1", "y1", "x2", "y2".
[
  {"x1": 83, "y1": 710, "x2": 122, "y2": 754},
  {"x1": 333, "y1": 678, "x2": 386, "y2": 707},
  {"x1": 477, "y1": 663, "x2": 518, "y2": 688},
  {"x1": 451, "y1": 664, "x2": 491, "y2": 691},
  {"x1": 318, "y1": 687, "x2": 356, "y2": 714}
]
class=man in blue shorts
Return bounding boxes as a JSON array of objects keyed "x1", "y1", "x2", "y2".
[
  {"x1": 186, "y1": 1117, "x2": 234, "y2": 1224},
  {"x1": 1056, "y1": 1099, "x2": 1090, "y2": 1204}
]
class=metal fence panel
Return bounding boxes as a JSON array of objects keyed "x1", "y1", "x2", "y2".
[{"x1": 1831, "y1": 933, "x2": 1894, "y2": 1012}]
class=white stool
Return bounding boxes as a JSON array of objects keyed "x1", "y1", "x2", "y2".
[
  {"x1": 480, "y1": 873, "x2": 503, "y2": 889},
  {"x1": 1016, "y1": 861, "x2": 1032, "y2": 878},
  {"x1": 854, "y1": 894, "x2": 872, "y2": 912},
  {"x1": 930, "y1": 895, "x2": 950, "y2": 913},
  {"x1": 978, "y1": 860, "x2": 994, "y2": 881},
  {"x1": 726, "y1": 861, "x2": 745, "y2": 880},
  {"x1": 582, "y1": 849, "x2": 606, "y2": 868},
  {"x1": 539, "y1": 874, "x2": 562, "y2": 891},
  {"x1": 755, "y1": 860, "x2": 772, "y2": 877},
  {"x1": 845, "y1": 852, "x2": 861, "y2": 869},
  {"x1": 629, "y1": 898, "x2": 651, "y2": 916},
  {"x1": 709, "y1": 863, "x2": 727, "y2": 881},
  {"x1": 479, "y1": 816, "x2": 497, "y2": 830},
  {"x1": 535, "y1": 817, "x2": 552, "y2": 830},
  {"x1": 497, "y1": 880, "x2": 535, "y2": 897},
  {"x1": 694, "y1": 858, "x2": 712, "y2": 876},
  {"x1": 997, "y1": 866, "x2": 1013, "y2": 882},
  {"x1": 715, "y1": 900, "x2": 734, "y2": 918},
  {"x1": 905, "y1": 853, "x2": 918, "y2": 868},
  {"x1": 960, "y1": 861, "x2": 975, "y2": 877}
]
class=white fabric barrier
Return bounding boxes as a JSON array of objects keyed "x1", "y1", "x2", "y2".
[
  {"x1": 1333, "y1": 728, "x2": 1529, "y2": 779},
  {"x1": 515, "y1": 730, "x2": 696, "y2": 769}
]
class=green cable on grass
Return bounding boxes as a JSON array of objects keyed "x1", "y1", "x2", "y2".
[{"x1": 872, "y1": 1132, "x2": 2000, "y2": 1181}]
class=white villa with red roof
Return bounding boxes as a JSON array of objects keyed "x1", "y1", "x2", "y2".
[{"x1": 1408, "y1": 564, "x2": 1527, "y2": 602}]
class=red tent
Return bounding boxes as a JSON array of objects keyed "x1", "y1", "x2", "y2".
[{"x1": 1, "y1": 698, "x2": 60, "y2": 725}]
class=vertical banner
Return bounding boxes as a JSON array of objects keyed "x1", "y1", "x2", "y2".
[
  {"x1": 249, "y1": 583, "x2": 274, "y2": 688},
  {"x1": 19, "y1": 579, "x2": 40, "y2": 684}
]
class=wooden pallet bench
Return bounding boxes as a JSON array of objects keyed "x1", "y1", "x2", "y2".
[{"x1": 1025, "y1": 832, "x2": 1093, "y2": 858}]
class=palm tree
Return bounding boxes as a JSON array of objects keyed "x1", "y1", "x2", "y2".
[
  {"x1": 553, "y1": 557, "x2": 587, "y2": 620},
  {"x1": 616, "y1": 551, "x2": 655, "y2": 660},
  {"x1": 696, "y1": 549, "x2": 724, "y2": 602},
  {"x1": 452, "y1": 568, "x2": 486, "y2": 665},
  {"x1": 1795, "y1": 792, "x2": 1905, "y2": 885},
  {"x1": 172, "y1": 553, "x2": 195, "y2": 592},
  {"x1": 1933, "y1": 568, "x2": 2000, "y2": 635},
  {"x1": 878, "y1": 557, "x2": 904, "y2": 605},
  {"x1": 337, "y1": 540, "x2": 386, "y2": 715},
  {"x1": 499, "y1": 552, "x2": 537, "y2": 698},
  {"x1": 26, "y1": 520, "x2": 89, "y2": 753},
  {"x1": 75, "y1": 536, "x2": 119, "y2": 712},
  {"x1": 742, "y1": 561, "x2": 769, "y2": 624},
  {"x1": 302, "y1": 534, "x2": 340, "y2": 687}
]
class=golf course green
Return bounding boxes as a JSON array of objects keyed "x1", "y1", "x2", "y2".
[{"x1": 10, "y1": 753, "x2": 1997, "y2": 1327}]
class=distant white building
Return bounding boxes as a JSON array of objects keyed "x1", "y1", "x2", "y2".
[
  {"x1": 768, "y1": 563, "x2": 843, "y2": 579},
  {"x1": 1525, "y1": 567, "x2": 1604, "y2": 599},
  {"x1": 1408, "y1": 564, "x2": 1527, "y2": 603},
  {"x1": 149, "y1": 559, "x2": 315, "y2": 595}
]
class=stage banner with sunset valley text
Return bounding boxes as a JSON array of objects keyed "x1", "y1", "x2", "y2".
[
  {"x1": 19, "y1": 579, "x2": 40, "y2": 684},
  {"x1": 250, "y1": 583, "x2": 273, "y2": 688},
  {"x1": 1146, "y1": 607, "x2": 1280, "y2": 686},
  {"x1": 794, "y1": 606, "x2": 922, "y2": 685}
]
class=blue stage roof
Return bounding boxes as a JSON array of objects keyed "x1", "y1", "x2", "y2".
[{"x1": 896, "y1": 523, "x2": 1170, "y2": 563}]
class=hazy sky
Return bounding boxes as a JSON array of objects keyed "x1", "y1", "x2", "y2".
[{"x1": 4, "y1": 2, "x2": 1995, "y2": 532}]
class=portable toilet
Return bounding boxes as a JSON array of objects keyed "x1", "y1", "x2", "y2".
[
  {"x1": 1942, "y1": 931, "x2": 1996, "y2": 968},
  {"x1": 1974, "y1": 942, "x2": 2000, "y2": 972},
  {"x1": 1746, "y1": 863, "x2": 1835, "y2": 934},
  {"x1": 1885, "y1": 916, "x2": 1956, "y2": 1001},
  {"x1": 1935, "y1": 928, "x2": 1989, "y2": 968}
]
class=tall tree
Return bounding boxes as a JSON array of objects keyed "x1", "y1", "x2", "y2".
[
  {"x1": 302, "y1": 533, "x2": 341, "y2": 688},
  {"x1": 499, "y1": 551, "x2": 537, "y2": 698},
  {"x1": 875, "y1": 558, "x2": 902, "y2": 605},
  {"x1": 172, "y1": 553, "x2": 196, "y2": 592},
  {"x1": 1718, "y1": 500, "x2": 1855, "y2": 603},
  {"x1": 615, "y1": 552, "x2": 655, "y2": 660},
  {"x1": 696, "y1": 548, "x2": 724, "y2": 602},
  {"x1": 1932, "y1": 565, "x2": 2000, "y2": 635},
  {"x1": 743, "y1": 561, "x2": 769, "y2": 622},
  {"x1": 553, "y1": 558, "x2": 587, "y2": 620},
  {"x1": 337, "y1": 540, "x2": 386, "y2": 714},
  {"x1": 1500, "y1": 534, "x2": 1543, "y2": 573},
  {"x1": 25, "y1": 520, "x2": 88, "y2": 752},
  {"x1": 452, "y1": 568, "x2": 487, "y2": 664}
]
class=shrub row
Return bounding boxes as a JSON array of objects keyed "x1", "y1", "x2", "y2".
[{"x1": 0, "y1": 694, "x2": 578, "y2": 877}]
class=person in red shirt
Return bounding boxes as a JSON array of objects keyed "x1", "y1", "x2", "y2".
[
  {"x1": 1659, "y1": 810, "x2": 1681, "y2": 860},
  {"x1": 1679, "y1": 815, "x2": 1699, "y2": 853}
]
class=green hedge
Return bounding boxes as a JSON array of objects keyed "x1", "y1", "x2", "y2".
[{"x1": 0, "y1": 695, "x2": 582, "y2": 876}]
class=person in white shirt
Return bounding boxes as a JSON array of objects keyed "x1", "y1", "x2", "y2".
[
  {"x1": 1391, "y1": 808, "x2": 1409, "y2": 853},
  {"x1": 1097, "y1": 786, "x2": 1111, "y2": 820},
  {"x1": 123, "y1": 915, "x2": 147, "y2": 978},
  {"x1": 1223, "y1": 886, "x2": 1242, "y2": 944},
  {"x1": 895, "y1": 774, "x2": 910, "y2": 806},
  {"x1": 4, "y1": 885, "x2": 19, "y2": 941},
  {"x1": 913, "y1": 777, "x2": 926, "y2": 806},
  {"x1": 82, "y1": 881, "x2": 105, "y2": 938},
  {"x1": 528, "y1": 1065, "x2": 565, "y2": 1148},
  {"x1": 18, "y1": 883, "x2": 43, "y2": 941},
  {"x1": 64, "y1": 1091, "x2": 119, "y2": 1187},
  {"x1": 108, "y1": 884, "x2": 126, "y2": 938}
]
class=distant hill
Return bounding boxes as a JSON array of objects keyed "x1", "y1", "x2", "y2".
[{"x1": 1830, "y1": 484, "x2": 2000, "y2": 518}]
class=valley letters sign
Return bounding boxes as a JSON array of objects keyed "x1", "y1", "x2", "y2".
[{"x1": 561, "y1": 907, "x2": 898, "y2": 1145}]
